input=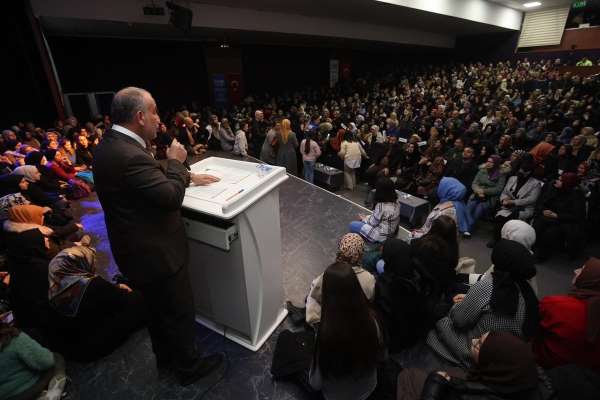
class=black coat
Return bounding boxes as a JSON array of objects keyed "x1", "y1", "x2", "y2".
[
  {"x1": 421, "y1": 371, "x2": 554, "y2": 400},
  {"x1": 93, "y1": 129, "x2": 191, "y2": 286},
  {"x1": 535, "y1": 185, "x2": 586, "y2": 225}
]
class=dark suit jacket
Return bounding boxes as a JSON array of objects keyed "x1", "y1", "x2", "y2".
[{"x1": 93, "y1": 129, "x2": 190, "y2": 286}]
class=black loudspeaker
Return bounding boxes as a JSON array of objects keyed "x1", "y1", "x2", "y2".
[{"x1": 166, "y1": 1, "x2": 192, "y2": 34}]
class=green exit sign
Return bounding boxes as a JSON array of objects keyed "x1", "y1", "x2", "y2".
[{"x1": 573, "y1": 0, "x2": 587, "y2": 8}]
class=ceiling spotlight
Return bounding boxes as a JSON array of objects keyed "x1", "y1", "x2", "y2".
[
  {"x1": 523, "y1": 2, "x2": 542, "y2": 7},
  {"x1": 219, "y1": 43, "x2": 229, "y2": 49}
]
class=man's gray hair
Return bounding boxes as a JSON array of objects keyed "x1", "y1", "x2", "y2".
[{"x1": 111, "y1": 87, "x2": 150, "y2": 125}]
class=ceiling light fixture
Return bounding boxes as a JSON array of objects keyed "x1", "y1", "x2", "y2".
[{"x1": 523, "y1": 2, "x2": 542, "y2": 7}]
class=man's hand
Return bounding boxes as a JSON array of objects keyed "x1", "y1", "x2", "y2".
[
  {"x1": 502, "y1": 199, "x2": 513, "y2": 207},
  {"x1": 191, "y1": 173, "x2": 220, "y2": 186},
  {"x1": 166, "y1": 139, "x2": 187, "y2": 163}
]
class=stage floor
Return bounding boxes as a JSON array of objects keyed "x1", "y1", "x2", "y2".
[{"x1": 65, "y1": 152, "x2": 594, "y2": 399}]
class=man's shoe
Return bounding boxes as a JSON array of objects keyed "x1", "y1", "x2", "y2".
[{"x1": 179, "y1": 353, "x2": 224, "y2": 387}]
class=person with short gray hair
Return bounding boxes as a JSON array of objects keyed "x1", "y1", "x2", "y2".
[{"x1": 93, "y1": 87, "x2": 223, "y2": 386}]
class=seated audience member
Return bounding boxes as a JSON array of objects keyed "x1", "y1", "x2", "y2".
[
  {"x1": 466, "y1": 155, "x2": 506, "y2": 232},
  {"x1": 397, "y1": 331, "x2": 553, "y2": 400},
  {"x1": 3, "y1": 204, "x2": 80, "y2": 242},
  {"x1": 490, "y1": 154, "x2": 541, "y2": 246},
  {"x1": 306, "y1": 233, "x2": 375, "y2": 327},
  {"x1": 0, "y1": 193, "x2": 30, "y2": 221},
  {"x1": 468, "y1": 220, "x2": 539, "y2": 294},
  {"x1": 218, "y1": 118, "x2": 236, "y2": 152},
  {"x1": 10, "y1": 165, "x2": 64, "y2": 209},
  {"x1": 25, "y1": 151, "x2": 64, "y2": 194},
  {"x1": 409, "y1": 191, "x2": 459, "y2": 241},
  {"x1": 571, "y1": 135, "x2": 593, "y2": 164},
  {"x1": 427, "y1": 240, "x2": 539, "y2": 368},
  {"x1": 395, "y1": 142, "x2": 421, "y2": 192},
  {"x1": 533, "y1": 257, "x2": 600, "y2": 372},
  {"x1": 74, "y1": 133, "x2": 94, "y2": 169},
  {"x1": 45, "y1": 150, "x2": 91, "y2": 199},
  {"x1": 0, "y1": 320, "x2": 67, "y2": 400},
  {"x1": 5, "y1": 229, "x2": 55, "y2": 330},
  {"x1": 46, "y1": 244, "x2": 148, "y2": 362},
  {"x1": 445, "y1": 146, "x2": 478, "y2": 192},
  {"x1": 374, "y1": 239, "x2": 436, "y2": 351},
  {"x1": 59, "y1": 138, "x2": 77, "y2": 166},
  {"x1": 581, "y1": 126, "x2": 598, "y2": 149},
  {"x1": 349, "y1": 177, "x2": 400, "y2": 243},
  {"x1": 415, "y1": 156, "x2": 446, "y2": 201},
  {"x1": 309, "y1": 262, "x2": 384, "y2": 400},
  {"x1": 546, "y1": 144, "x2": 577, "y2": 180},
  {"x1": 433, "y1": 177, "x2": 470, "y2": 238},
  {"x1": 233, "y1": 121, "x2": 249, "y2": 157},
  {"x1": 589, "y1": 148, "x2": 600, "y2": 177},
  {"x1": 533, "y1": 172, "x2": 585, "y2": 261}
]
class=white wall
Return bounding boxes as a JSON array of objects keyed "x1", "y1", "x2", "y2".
[
  {"x1": 30, "y1": 0, "x2": 455, "y2": 48},
  {"x1": 375, "y1": 0, "x2": 523, "y2": 30}
]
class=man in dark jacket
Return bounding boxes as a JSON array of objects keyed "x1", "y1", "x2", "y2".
[
  {"x1": 446, "y1": 146, "x2": 479, "y2": 194},
  {"x1": 93, "y1": 87, "x2": 222, "y2": 386}
]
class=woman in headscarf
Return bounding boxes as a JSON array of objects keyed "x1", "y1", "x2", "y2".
[
  {"x1": 3, "y1": 204, "x2": 81, "y2": 242},
  {"x1": 374, "y1": 239, "x2": 435, "y2": 351},
  {"x1": 490, "y1": 153, "x2": 542, "y2": 247},
  {"x1": 305, "y1": 233, "x2": 375, "y2": 327},
  {"x1": 436, "y1": 177, "x2": 471, "y2": 238},
  {"x1": 10, "y1": 165, "x2": 64, "y2": 209},
  {"x1": 557, "y1": 126, "x2": 574, "y2": 145},
  {"x1": 0, "y1": 192, "x2": 30, "y2": 221},
  {"x1": 45, "y1": 244, "x2": 148, "y2": 362},
  {"x1": 533, "y1": 172, "x2": 586, "y2": 262},
  {"x1": 45, "y1": 149, "x2": 91, "y2": 199},
  {"x1": 398, "y1": 332, "x2": 552, "y2": 400},
  {"x1": 533, "y1": 257, "x2": 600, "y2": 372},
  {"x1": 25, "y1": 150, "x2": 63, "y2": 193},
  {"x1": 5, "y1": 229, "x2": 55, "y2": 330},
  {"x1": 427, "y1": 240, "x2": 539, "y2": 368},
  {"x1": 466, "y1": 155, "x2": 507, "y2": 233}
]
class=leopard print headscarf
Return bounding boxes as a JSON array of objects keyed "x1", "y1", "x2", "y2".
[{"x1": 335, "y1": 233, "x2": 364, "y2": 266}]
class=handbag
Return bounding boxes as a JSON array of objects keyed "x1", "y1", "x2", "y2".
[{"x1": 270, "y1": 329, "x2": 315, "y2": 380}]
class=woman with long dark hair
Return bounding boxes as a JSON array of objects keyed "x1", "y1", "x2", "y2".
[
  {"x1": 300, "y1": 130, "x2": 322, "y2": 184},
  {"x1": 310, "y1": 262, "x2": 383, "y2": 400}
]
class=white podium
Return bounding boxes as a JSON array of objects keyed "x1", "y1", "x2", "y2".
[{"x1": 181, "y1": 157, "x2": 288, "y2": 351}]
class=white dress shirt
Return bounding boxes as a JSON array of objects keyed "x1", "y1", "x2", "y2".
[{"x1": 112, "y1": 124, "x2": 147, "y2": 148}]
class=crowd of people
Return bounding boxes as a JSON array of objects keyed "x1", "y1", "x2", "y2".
[{"x1": 0, "y1": 56, "x2": 600, "y2": 399}]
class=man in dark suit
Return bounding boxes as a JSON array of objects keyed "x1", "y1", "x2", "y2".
[{"x1": 93, "y1": 87, "x2": 222, "y2": 386}]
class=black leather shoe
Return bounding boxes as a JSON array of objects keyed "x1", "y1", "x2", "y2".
[{"x1": 179, "y1": 353, "x2": 224, "y2": 386}]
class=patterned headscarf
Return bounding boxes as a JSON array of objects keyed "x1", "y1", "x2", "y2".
[
  {"x1": 0, "y1": 193, "x2": 30, "y2": 220},
  {"x1": 336, "y1": 233, "x2": 364, "y2": 266},
  {"x1": 48, "y1": 245, "x2": 97, "y2": 317}
]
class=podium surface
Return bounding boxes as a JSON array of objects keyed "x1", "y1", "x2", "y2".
[{"x1": 182, "y1": 157, "x2": 288, "y2": 351}]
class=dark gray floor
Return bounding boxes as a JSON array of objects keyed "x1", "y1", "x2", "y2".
[{"x1": 66, "y1": 154, "x2": 599, "y2": 399}]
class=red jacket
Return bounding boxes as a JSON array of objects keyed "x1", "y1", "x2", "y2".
[
  {"x1": 533, "y1": 295, "x2": 600, "y2": 372},
  {"x1": 47, "y1": 161, "x2": 76, "y2": 181}
]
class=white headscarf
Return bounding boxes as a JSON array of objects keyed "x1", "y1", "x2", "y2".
[
  {"x1": 11, "y1": 165, "x2": 40, "y2": 182},
  {"x1": 501, "y1": 220, "x2": 536, "y2": 253}
]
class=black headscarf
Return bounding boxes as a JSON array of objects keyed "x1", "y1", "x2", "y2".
[
  {"x1": 380, "y1": 239, "x2": 412, "y2": 280},
  {"x1": 25, "y1": 151, "x2": 44, "y2": 167},
  {"x1": 0, "y1": 174, "x2": 24, "y2": 198},
  {"x1": 491, "y1": 239, "x2": 539, "y2": 338},
  {"x1": 469, "y1": 331, "x2": 539, "y2": 394}
]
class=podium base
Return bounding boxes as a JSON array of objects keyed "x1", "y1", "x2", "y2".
[{"x1": 195, "y1": 308, "x2": 288, "y2": 352}]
